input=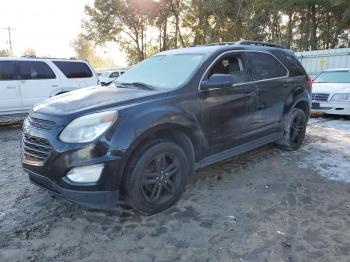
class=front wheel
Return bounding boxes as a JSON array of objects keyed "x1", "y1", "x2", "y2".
[
  {"x1": 125, "y1": 141, "x2": 189, "y2": 215},
  {"x1": 276, "y1": 108, "x2": 307, "y2": 151}
]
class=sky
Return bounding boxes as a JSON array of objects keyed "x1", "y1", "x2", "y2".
[{"x1": 0, "y1": 0, "x2": 127, "y2": 67}]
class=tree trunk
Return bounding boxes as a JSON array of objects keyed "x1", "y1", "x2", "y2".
[{"x1": 310, "y1": 4, "x2": 317, "y2": 50}]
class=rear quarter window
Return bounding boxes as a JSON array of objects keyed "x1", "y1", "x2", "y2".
[
  {"x1": 276, "y1": 52, "x2": 306, "y2": 77},
  {"x1": 53, "y1": 61, "x2": 93, "y2": 78}
]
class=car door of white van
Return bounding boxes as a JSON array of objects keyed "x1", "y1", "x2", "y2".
[
  {"x1": 0, "y1": 61, "x2": 22, "y2": 114},
  {"x1": 19, "y1": 61, "x2": 61, "y2": 109}
]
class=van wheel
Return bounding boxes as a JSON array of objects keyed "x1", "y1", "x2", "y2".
[
  {"x1": 125, "y1": 141, "x2": 189, "y2": 215},
  {"x1": 276, "y1": 108, "x2": 307, "y2": 151}
]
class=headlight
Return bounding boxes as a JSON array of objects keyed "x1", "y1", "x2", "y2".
[
  {"x1": 331, "y1": 93, "x2": 350, "y2": 101},
  {"x1": 59, "y1": 111, "x2": 118, "y2": 143}
]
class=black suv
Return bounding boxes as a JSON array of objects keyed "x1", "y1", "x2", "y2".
[{"x1": 22, "y1": 41, "x2": 311, "y2": 214}]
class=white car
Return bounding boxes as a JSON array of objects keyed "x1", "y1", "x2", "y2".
[
  {"x1": 311, "y1": 69, "x2": 350, "y2": 117},
  {"x1": 99, "y1": 69, "x2": 127, "y2": 85},
  {"x1": 0, "y1": 57, "x2": 99, "y2": 116}
]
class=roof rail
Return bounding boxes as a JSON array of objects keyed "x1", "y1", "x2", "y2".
[
  {"x1": 20, "y1": 55, "x2": 76, "y2": 60},
  {"x1": 236, "y1": 40, "x2": 285, "y2": 49}
]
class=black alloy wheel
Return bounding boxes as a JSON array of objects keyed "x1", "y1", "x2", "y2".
[
  {"x1": 289, "y1": 112, "x2": 307, "y2": 148},
  {"x1": 141, "y1": 152, "x2": 182, "y2": 204},
  {"x1": 126, "y1": 141, "x2": 189, "y2": 214},
  {"x1": 276, "y1": 108, "x2": 307, "y2": 150}
]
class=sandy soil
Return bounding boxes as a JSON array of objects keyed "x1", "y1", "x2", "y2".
[{"x1": 0, "y1": 115, "x2": 349, "y2": 262}]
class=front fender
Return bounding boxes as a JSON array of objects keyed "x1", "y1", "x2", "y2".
[{"x1": 108, "y1": 103, "x2": 203, "y2": 154}]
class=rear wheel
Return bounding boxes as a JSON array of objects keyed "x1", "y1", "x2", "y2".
[
  {"x1": 125, "y1": 141, "x2": 189, "y2": 215},
  {"x1": 276, "y1": 108, "x2": 307, "y2": 151}
]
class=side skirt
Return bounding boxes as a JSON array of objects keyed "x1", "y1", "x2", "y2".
[{"x1": 194, "y1": 131, "x2": 283, "y2": 170}]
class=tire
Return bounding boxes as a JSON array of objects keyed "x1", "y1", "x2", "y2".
[
  {"x1": 125, "y1": 141, "x2": 189, "y2": 215},
  {"x1": 276, "y1": 108, "x2": 307, "y2": 151}
]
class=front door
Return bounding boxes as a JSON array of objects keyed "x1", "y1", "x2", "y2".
[
  {"x1": 0, "y1": 61, "x2": 22, "y2": 114},
  {"x1": 19, "y1": 61, "x2": 60, "y2": 109},
  {"x1": 199, "y1": 52, "x2": 257, "y2": 155}
]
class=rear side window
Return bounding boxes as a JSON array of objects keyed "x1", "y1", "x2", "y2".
[
  {"x1": 0, "y1": 61, "x2": 17, "y2": 80},
  {"x1": 278, "y1": 53, "x2": 306, "y2": 76},
  {"x1": 19, "y1": 61, "x2": 56, "y2": 80},
  {"x1": 53, "y1": 61, "x2": 93, "y2": 78},
  {"x1": 247, "y1": 52, "x2": 288, "y2": 81}
]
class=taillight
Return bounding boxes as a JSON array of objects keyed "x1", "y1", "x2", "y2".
[{"x1": 307, "y1": 76, "x2": 312, "y2": 92}]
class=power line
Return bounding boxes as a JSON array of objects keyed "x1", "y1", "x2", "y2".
[{"x1": 1, "y1": 26, "x2": 15, "y2": 55}]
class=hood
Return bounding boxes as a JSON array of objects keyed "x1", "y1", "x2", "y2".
[
  {"x1": 33, "y1": 86, "x2": 165, "y2": 115},
  {"x1": 312, "y1": 82, "x2": 350, "y2": 94}
]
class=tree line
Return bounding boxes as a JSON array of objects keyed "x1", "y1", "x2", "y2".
[{"x1": 84, "y1": 0, "x2": 350, "y2": 65}]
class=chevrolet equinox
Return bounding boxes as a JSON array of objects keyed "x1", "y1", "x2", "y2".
[{"x1": 22, "y1": 41, "x2": 312, "y2": 214}]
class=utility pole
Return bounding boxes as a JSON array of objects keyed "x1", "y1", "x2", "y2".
[{"x1": 2, "y1": 26, "x2": 15, "y2": 55}]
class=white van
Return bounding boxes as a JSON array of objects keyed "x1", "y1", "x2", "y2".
[{"x1": 0, "y1": 57, "x2": 99, "y2": 116}]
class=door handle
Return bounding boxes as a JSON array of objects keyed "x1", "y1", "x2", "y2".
[
  {"x1": 52, "y1": 84, "x2": 59, "y2": 88},
  {"x1": 6, "y1": 85, "x2": 16, "y2": 89}
]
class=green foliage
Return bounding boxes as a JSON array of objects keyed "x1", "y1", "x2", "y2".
[
  {"x1": 72, "y1": 33, "x2": 114, "y2": 68},
  {"x1": 84, "y1": 0, "x2": 350, "y2": 64},
  {"x1": 0, "y1": 49, "x2": 10, "y2": 57}
]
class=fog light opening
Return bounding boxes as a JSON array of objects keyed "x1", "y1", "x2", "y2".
[{"x1": 65, "y1": 164, "x2": 104, "y2": 184}]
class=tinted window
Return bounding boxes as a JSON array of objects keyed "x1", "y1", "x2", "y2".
[
  {"x1": 0, "y1": 61, "x2": 17, "y2": 80},
  {"x1": 19, "y1": 61, "x2": 56, "y2": 80},
  {"x1": 53, "y1": 61, "x2": 93, "y2": 78},
  {"x1": 277, "y1": 53, "x2": 306, "y2": 76},
  {"x1": 247, "y1": 52, "x2": 287, "y2": 80},
  {"x1": 208, "y1": 54, "x2": 249, "y2": 84}
]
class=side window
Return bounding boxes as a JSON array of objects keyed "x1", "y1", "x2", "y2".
[
  {"x1": 279, "y1": 53, "x2": 306, "y2": 76},
  {"x1": 246, "y1": 52, "x2": 287, "y2": 81},
  {"x1": 19, "y1": 61, "x2": 56, "y2": 80},
  {"x1": 208, "y1": 54, "x2": 249, "y2": 84},
  {"x1": 110, "y1": 72, "x2": 120, "y2": 78},
  {"x1": 53, "y1": 61, "x2": 93, "y2": 78},
  {"x1": 0, "y1": 61, "x2": 17, "y2": 80}
]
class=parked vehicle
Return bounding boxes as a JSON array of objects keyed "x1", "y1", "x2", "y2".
[
  {"x1": 311, "y1": 69, "x2": 350, "y2": 117},
  {"x1": 0, "y1": 57, "x2": 99, "y2": 116},
  {"x1": 99, "y1": 69, "x2": 127, "y2": 85},
  {"x1": 22, "y1": 41, "x2": 311, "y2": 214}
]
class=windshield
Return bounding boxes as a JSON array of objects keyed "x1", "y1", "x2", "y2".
[
  {"x1": 116, "y1": 54, "x2": 205, "y2": 90},
  {"x1": 314, "y1": 71, "x2": 350, "y2": 83}
]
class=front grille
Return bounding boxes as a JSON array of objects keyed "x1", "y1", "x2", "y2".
[
  {"x1": 28, "y1": 117, "x2": 55, "y2": 130},
  {"x1": 311, "y1": 93, "x2": 329, "y2": 101},
  {"x1": 22, "y1": 134, "x2": 52, "y2": 165}
]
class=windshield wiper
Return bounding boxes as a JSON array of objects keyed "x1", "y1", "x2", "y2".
[{"x1": 118, "y1": 82, "x2": 155, "y2": 90}]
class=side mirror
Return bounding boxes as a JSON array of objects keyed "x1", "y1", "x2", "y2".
[{"x1": 200, "y1": 74, "x2": 234, "y2": 91}]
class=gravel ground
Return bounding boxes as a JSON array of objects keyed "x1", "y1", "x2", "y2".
[{"x1": 0, "y1": 115, "x2": 350, "y2": 262}]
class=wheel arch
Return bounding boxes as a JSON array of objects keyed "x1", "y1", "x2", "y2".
[{"x1": 117, "y1": 123, "x2": 199, "y2": 193}]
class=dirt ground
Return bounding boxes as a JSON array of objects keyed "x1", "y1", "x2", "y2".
[{"x1": 0, "y1": 115, "x2": 349, "y2": 262}]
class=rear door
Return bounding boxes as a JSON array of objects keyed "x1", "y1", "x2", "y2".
[
  {"x1": 199, "y1": 52, "x2": 257, "y2": 155},
  {"x1": 0, "y1": 61, "x2": 22, "y2": 113},
  {"x1": 245, "y1": 51, "x2": 289, "y2": 136},
  {"x1": 19, "y1": 61, "x2": 60, "y2": 109}
]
